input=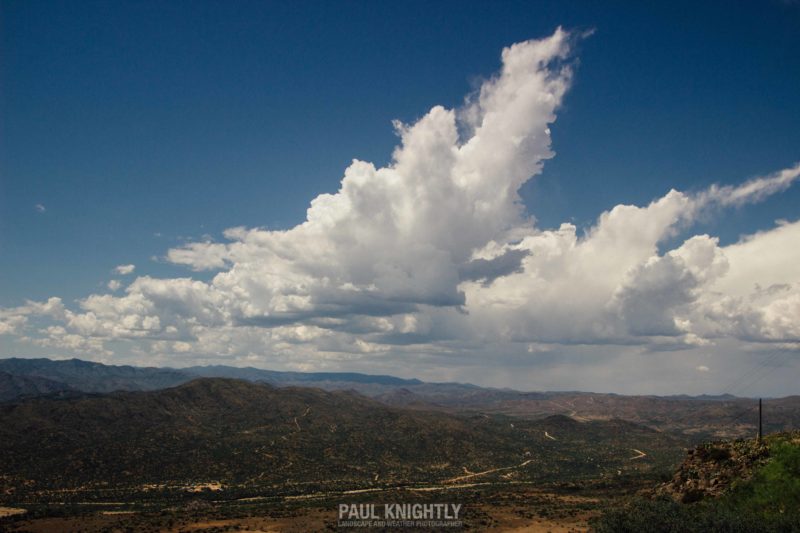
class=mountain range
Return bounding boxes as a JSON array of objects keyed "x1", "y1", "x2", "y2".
[{"x1": 1, "y1": 357, "x2": 797, "y2": 441}]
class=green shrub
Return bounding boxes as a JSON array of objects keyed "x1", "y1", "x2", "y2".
[
  {"x1": 706, "y1": 447, "x2": 731, "y2": 463},
  {"x1": 724, "y1": 441, "x2": 800, "y2": 518},
  {"x1": 591, "y1": 498, "x2": 695, "y2": 533},
  {"x1": 590, "y1": 497, "x2": 787, "y2": 533},
  {"x1": 592, "y1": 437, "x2": 800, "y2": 533}
]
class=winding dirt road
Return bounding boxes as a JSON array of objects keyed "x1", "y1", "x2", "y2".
[
  {"x1": 629, "y1": 448, "x2": 647, "y2": 460},
  {"x1": 444, "y1": 459, "x2": 534, "y2": 484}
]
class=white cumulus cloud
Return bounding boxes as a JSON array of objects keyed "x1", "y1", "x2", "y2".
[
  {"x1": 1, "y1": 29, "x2": 798, "y2": 388},
  {"x1": 114, "y1": 264, "x2": 136, "y2": 275}
]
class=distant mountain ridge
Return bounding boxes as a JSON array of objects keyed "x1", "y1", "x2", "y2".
[
  {"x1": 0, "y1": 357, "x2": 430, "y2": 396},
  {"x1": 1, "y1": 357, "x2": 798, "y2": 441},
  {"x1": 0, "y1": 357, "x2": 192, "y2": 394},
  {"x1": 0, "y1": 356, "x2": 746, "y2": 400},
  {"x1": 0, "y1": 370, "x2": 75, "y2": 402},
  {"x1": 185, "y1": 363, "x2": 423, "y2": 386}
]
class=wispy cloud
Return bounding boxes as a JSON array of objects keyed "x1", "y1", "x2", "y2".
[
  {"x1": 114, "y1": 264, "x2": 135, "y2": 275},
  {"x1": 698, "y1": 163, "x2": 800, "y2": 208}
]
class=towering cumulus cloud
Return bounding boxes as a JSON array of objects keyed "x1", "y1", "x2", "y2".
[
  {"x1": 166, "y1": 28, "x2": 575, "y2": 322},
  {"x1": 2, "y1": 29, "x2": 799, "y2": 382}
]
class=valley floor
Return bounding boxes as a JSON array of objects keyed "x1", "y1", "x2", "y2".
[{"x1": 1, "y1": 484, "x2": 635, "y2": 532}]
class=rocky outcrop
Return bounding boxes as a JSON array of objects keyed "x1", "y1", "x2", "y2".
[{"x1": 652, "y1": 436, "x2": 772, "y2": 503}]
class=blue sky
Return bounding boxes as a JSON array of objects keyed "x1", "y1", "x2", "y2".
[{"x1": 1, "y1": 1, "x2": 799, "y2": 394}]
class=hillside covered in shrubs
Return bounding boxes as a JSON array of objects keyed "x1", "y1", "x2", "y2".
[{"x1": 591, "y1": 431, "x2": 800, "y2": 532}]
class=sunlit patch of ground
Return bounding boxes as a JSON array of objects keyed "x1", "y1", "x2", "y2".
[
  {"x1": 479, "y1": 507, "x2": 596, "y2": 532},
  {"x1": 165, "y1": 512, "x2": 331, "y2": 533},
  {"x1": 1, "y1": 488, "x2": 613, "y2": 532}
]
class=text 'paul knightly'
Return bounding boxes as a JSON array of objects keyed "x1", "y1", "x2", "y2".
[{"x1": 338, "y1": 503, "x2": 462, "y2": 520}]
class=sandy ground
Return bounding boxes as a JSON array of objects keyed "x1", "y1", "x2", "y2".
[
  {"x1": 482, "y1": 509, "x2": 595, "y2": 532},
  {"x1": 169, "y1": 512, "x2": 331, "y2": 533},
  {"x1": 2, "y1": 490, "x2": 604, "y2": 532},
  {"x1": 0, "y1": 506, "x2": 27, "y2": 518},
  {"x1": 2, "y1": 511, "x2": 332, "y2": 533}
]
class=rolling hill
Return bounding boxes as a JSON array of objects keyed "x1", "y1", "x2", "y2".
[{"x1": 0, "y1": 378, "x2": 683, "y2": 504}]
